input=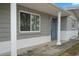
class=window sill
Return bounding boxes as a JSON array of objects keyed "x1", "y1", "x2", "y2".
[{"x1": 19, "y1": 31, "x2": 41, "y2": 34}]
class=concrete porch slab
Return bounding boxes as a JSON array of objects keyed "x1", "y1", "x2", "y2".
[{"x1": 17, "y1": 40, "x2": 79, "y2": 56}]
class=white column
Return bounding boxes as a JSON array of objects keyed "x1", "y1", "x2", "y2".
[
  {"x1": 10, "y1": 3, "x2": 17, "y2": 56},
  {"x1": 57, "y1": 12, "x2": 61, "y2": 45}
]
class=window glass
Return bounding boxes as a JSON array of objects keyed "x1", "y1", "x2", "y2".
[
  {"x1": 20, "y1": 12, "x2": 30, "y2": 31},
  {"x1": 31, "y1": 15, "x2": 39, "y2": 31},
  {"x1": 20, "y1": 11, "x2": 40, "y2": 32}
]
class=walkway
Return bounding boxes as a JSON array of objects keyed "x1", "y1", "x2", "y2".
[{"x1": 18, "y1": 40, "x2": 79, "y2": 56}]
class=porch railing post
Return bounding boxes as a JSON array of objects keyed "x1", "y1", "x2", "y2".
[
  {"x1": 57, "y1": 11, "x2": 61, "y2": 45},
  {"x1": 10, "y1": 3, "x2": 17, "y2": 56}
]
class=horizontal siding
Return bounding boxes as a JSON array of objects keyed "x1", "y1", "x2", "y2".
[
  {"x1": 67, "y1": 15, "x2": 78, "y2": 31},
  {"x1": 17, "y1": 5, "x2": 51, "y2": 40},
  {"x1": 0, "y1": 33, "x2": 10, "y2": 37},
  {"x1": 0, "y1": 4, "x2": 10, "y2": 42},
  {"x1": 61, "y1": 17, "x2": 67, "y2": 31},
  {"x1": 0, "y1": 4, "x2": 51, "y2": 41},
  {"x1": 0, "y1": 24, "x2": 10, "y2": 28},
  {"x1": 0, "y1": 28, "x2": 10, "y2": 33},
  {"x1": 0, "y1": 38, "x2": 10, "y2": 42}
]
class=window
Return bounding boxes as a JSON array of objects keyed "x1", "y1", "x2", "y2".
[
  {"x1": 31, "y1": 14, "x2": 40, "y2": 31},
  {"x1": 20, "y1": 12, "x2": 30, "y2": 31},
  {"x1": 72, "y1": 19, "x2": 77, "y2": 29},
  {"x1": 19, "y1": 11, "x2": 40, "y2": 33}
]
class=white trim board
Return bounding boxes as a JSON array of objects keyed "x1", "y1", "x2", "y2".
[
  {"x1": 11, "y1": 3, "x2": 17, "y2": 56},
  {"x1": 0, "y1": 35, "x2": 51, "y2": 55}
]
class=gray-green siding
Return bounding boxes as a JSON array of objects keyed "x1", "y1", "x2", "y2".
[
  {"x1": 61, "y1": 17, "x2": 67, "y2": 31},
  {"x1": 0, "y1": 4, "x2": 51, "y2": 42},
  {"x1": 0, "y1": 4, "x2": 10, "y2": 42},
  {"x1": 0, "y1": 3, "x2": 77, "y2": 42},
  {"x1": 17, "y1": 5, "x2": 51, "y2": 40},
  {"x1": 66, "y1": 15, "x2": 78, "y2": 30},
  {"x1": 61, "y1": 15, "x2": 78, "y2": 31}
]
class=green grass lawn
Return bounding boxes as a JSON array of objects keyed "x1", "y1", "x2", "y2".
[{"x1": 60, "y1": 42, "x2": 79, "y2": 56}]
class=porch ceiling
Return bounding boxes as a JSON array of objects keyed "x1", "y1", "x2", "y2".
[{"x1": 18, "y1": 3, "x2": 70, "y2": 16}]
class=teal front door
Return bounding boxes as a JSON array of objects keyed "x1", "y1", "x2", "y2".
[{"x1": 51, "y1": 17, "x2": 57, "y2": 40}]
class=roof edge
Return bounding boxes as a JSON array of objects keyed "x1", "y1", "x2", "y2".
[{"x1": 50, "y1": 3, "x2": 73, "y2": 15}]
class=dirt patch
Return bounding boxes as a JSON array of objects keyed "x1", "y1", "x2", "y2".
[{"x1": 60, "y1": 42, "x2": 79, "y2": 56}]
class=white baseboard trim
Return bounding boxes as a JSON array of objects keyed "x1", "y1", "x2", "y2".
[{"x1": 0, "y1": 35, "x2": 51, "y2": 55}]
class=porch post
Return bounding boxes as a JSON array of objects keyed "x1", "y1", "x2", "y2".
[
  {"x1": 57, "y1": 11, "x2": 61, "y2": 45},
  {"x1": 10, "y1": 3, "x2": 17, "y2": 56}
]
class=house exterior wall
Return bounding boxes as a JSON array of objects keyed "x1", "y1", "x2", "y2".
[
  {"x1": 17, "y1": 5, "x2": 51, "y2": 50},
  {"x1": 0, "y1": 4, "x2": 11, "y2": 55},
  {"x1": 61, "y1": 16, "x2": 67, "y2": 31},
  {"x1": 17, "y1": 5, "x2": 51, "y2": 40},
  {"x1": 0, "y1": 4, "x2": 52, "y2": 55},
  {"x1": 0, "y1": 4, "x2": 10, "y2": 42},
  {"x1": 0, "y1": 3, "x2": 78, "y2": 55},
  {"x1": 0, "y1": 4, "x2": 51, "y2": 42},
  {"x1": 61, "y1": 14, "x2": 78, "y2": 41}
]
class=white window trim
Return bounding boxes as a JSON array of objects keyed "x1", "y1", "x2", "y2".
[{"x1": 19, "y1": 10, "x2": 41, "y2": 33}]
